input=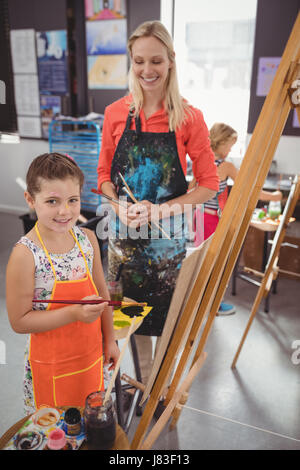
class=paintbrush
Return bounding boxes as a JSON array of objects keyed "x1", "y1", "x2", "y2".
[
  {"x1": 91, "y1": 188, "x2": 128, "y2": 208},
  {"x1": 118, "y1": 172, "x2": 171, "y2": 240},
  {"x1": 32, "y1": 299, "x2": 147, "y2": 307}
]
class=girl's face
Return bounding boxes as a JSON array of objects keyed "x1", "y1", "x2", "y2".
[
  {"x1": 215, "y1": 137, "x2": 237, "y2": 159},
  {"x1": 25, "y1": 177, "x2": 81, "y2": 234},
  {"x1": 131, "y1": 36, "x2": 172, "y2": 97}
]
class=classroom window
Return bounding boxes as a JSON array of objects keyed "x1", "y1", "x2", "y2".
[{"x1": 162, "y1": 0, "x2": 257, "y2": 161}]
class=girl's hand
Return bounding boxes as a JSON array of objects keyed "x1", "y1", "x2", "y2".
[
  {"x1": 104, "y1": 340, "x2": 120, "y2": 370},
  {"x1": 74, "y1": 295, "x2": 108, "y2": 324}
]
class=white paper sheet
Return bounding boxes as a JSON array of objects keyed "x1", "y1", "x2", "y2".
[{"x1": 10, "y1": 29, "x2": 37, "y2": 74}]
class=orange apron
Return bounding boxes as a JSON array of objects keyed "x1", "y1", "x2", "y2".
[{"x1": 29, "y1": 223, "x2": 103, "y2": 409}]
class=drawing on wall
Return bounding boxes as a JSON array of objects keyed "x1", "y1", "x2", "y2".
[
  {"x1": 86, "y1": 19, "x2": 127, "y2": 55},
  {"x1": 85, "y1": 0, "x2": 126, "y2": 20},
  {"x1": 86, "y1": 15, "x2": 127, "y2": 89},
  {"x1": 87, "y1": 54, "x2": 127, "y2": 89}
]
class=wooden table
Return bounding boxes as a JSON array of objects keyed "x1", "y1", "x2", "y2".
[
  {"x1": 232, "y1": 217, "x2": 294, "y2": 312},
  {"x1": 0, "y1": 414, "x2": 130, "y2": 450}
]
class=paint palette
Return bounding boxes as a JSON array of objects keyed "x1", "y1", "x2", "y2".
[
  {"x1": 113, "y1": 304, "x2": 152, "y2": 330},
  {"x1": 2, "y1": 408, "x2": 85, "y2": 451}
]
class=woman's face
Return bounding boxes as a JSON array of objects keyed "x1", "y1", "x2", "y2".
[{"x1": 131, "y1": 36, "x2": 172, "y2": 97}]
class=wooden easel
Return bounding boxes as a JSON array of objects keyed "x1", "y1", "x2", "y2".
[
  {"x1": 231, "y1": 175, "x2": 300, "y2": 368},
  {"x1": 129, "y1": 12, "x2": 300, "y2": 450}
]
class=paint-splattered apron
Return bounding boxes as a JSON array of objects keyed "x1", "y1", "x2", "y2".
[{"x1": 108, "y1": 112, "x2": 188, "y2": 336}]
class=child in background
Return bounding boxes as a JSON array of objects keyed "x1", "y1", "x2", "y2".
[
  {"x1": 190, "y1": 123, "x2": 282, "y2": 315},
  {"x1": 6, "y1": 153, "x2": 119, "y2": 414}
]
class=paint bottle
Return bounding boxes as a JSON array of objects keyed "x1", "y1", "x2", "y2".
[
  {"x1": 46, "y1": 429, "x2": 72, "y2": 450},
  {"x1": 84, "y1": 391, "x2": 116, "y2": 450},
  {"x1": 64, "y1": 407, "x2": 82, "y2": 436}
]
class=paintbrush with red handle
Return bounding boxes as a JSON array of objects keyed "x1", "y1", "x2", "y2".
[{"x1": 32, "y1": 299, "x2": 147, "y2": 307}]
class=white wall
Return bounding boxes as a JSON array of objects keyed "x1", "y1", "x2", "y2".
[
  {"x1": 0, "y1": 139, "x2": 48, "y2": 214},
  {"x1": 246, "y1": 134, "x2": 300, "y2": 175}
]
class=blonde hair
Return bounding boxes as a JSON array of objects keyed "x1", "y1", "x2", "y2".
[
  {"x1": 209, "y1": 123, "x2": 238, "y2": 152},
  {"x1": 127, "y1": 21, "x2": 192, "y2": 131}
]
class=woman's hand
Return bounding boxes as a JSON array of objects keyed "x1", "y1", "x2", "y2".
[
  {"x1": 73, "y1": 295, "x2": 108, "y2": 324},
  {"x1": 127, "y1": 200, "x2": 158, "y2": 227}
]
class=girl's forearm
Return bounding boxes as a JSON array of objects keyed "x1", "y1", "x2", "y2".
[
  {"x1": 12, "y1": 306, "x2": 77, "y2": 334},
  {"x1": 101, "y1": 307, "x2": 116, "y2": 342}
]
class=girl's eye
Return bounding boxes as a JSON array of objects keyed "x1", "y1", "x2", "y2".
[
  {"x1": 69, "y1": 198, "x2": 79, "y2": 204},
  {"x1": 46, "y1": 199, "x2": 57, "y2": 205}
]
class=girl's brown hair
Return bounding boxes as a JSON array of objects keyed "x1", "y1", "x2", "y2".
[
  {"x1": 209, "y1": 123, "x2": 238, "y2": 152},
  {"x1": 26, "y1": 153, "x2": 84, "y2": 197}
]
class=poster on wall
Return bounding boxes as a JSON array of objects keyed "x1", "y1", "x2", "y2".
[
  {"x1": 40, "y1": 95, "x2": 61, "y2": 138},
  {"x1": 85, "y1": 1, "x2": 127, "y2": 89},
  {"x1": 256, "y1": 57, "x2": 281, "y2": 97},
  {"x1": 36, "y1": 30, "x2": 68, "y2": 94}
]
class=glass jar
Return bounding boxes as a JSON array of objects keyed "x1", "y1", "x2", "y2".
[
  {"x1": 268, "y1": 200, "x2": 281, "y2": 220},
  {"x1": 83, "y1": 391, "x2": 117, "y2": 450},
  {"x1": 108, "y1": 280, "x2": 123, "y2": 309}
]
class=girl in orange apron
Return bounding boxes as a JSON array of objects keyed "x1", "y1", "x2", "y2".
[
  {"x1": 28, "y1": 222, "x2": 104, "y2": 409},
  {"x1": 6, "y1": 153, "x2": 118, "y2": 413}
]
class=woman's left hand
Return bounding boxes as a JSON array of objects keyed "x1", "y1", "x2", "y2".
[{"x1": 127, "y1": 200, "x2": 159, "y2": 227}]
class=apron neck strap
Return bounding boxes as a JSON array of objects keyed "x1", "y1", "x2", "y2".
[
  {"x1": 34, "y1": 222, "x2": 91, "y2": 279},
  {"x1": 125, "y1": 111, "x2": 141, "y2": 135}
]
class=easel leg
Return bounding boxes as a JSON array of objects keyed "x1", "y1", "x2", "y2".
[
  {"x1": 130, "y1": 335, "x2": 143, "y2": 416},
  {"x1": 231, "y1": 282, "x2": 266, "y2": 368}
]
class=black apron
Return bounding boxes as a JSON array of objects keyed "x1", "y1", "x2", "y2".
[{"x1": 108, "y1": 112, "x2": 188, "y2": 336}]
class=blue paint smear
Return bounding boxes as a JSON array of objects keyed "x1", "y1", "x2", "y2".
[{"x1": 126, "y1": 158, "x2": 162, "y2": 202}]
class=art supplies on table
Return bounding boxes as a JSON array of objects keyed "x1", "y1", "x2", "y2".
[{"x1": 2, "y1": 407, "x2": 85, "y2": 450}]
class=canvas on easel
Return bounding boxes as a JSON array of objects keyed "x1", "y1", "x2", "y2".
[{"x1": 129, "y1": 12, "x2": 300, "y2": 450}]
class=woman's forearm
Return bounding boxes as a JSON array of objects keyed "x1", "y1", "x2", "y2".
[{"x1": 159, "y1": 186, "x2": 216, "y2": 218}]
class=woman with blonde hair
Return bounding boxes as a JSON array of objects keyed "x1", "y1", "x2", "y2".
[
  {"x1": 191, "y1": 122, "x2": 282, "y2": 315},
  {"x1": 97, "y1": 20, "x2": 219, "y2": 384}
]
